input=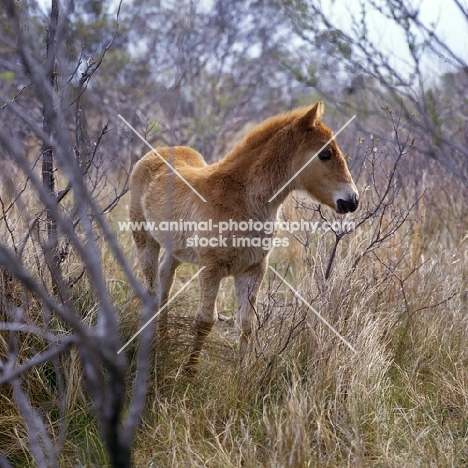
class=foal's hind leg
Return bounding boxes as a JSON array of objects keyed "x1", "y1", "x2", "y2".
[
  {"x1": 133, "y1": 230, "x2": 160, "y2": 299},
  {"x1": 185, "y1": 268, "x2": 221, "y2": 372},
  {"x1": 157, "y1": 250, "x2": 181, "y2": 333},
  {"x1": 234, "y1": 262, "x2": 266, "y2": 359}
]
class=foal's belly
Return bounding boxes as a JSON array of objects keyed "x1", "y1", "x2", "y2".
[
  {"x1": 156, "y1": 229, "x2": 270, "y2": 276},
  {"x1": 146, "y1": 202, "x2": 273, "y2": 275}
]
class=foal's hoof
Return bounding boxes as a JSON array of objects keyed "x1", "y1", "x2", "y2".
[
  {"x1": 183, "y1": 355, "x2": 200, "y2": 377},
  {"x1": 183, "y1": 363, "x2": 199, "y2": 377}
]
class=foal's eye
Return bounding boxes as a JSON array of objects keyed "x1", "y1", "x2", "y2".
[{"x1": 318, "y1": 149, "x2": 332, "y2": 161}]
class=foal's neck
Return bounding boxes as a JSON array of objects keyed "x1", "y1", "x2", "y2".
[{"x1": 215, "y1": 127, "x2": 301, "y2": 220}]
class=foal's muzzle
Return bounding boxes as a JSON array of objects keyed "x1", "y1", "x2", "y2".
[{"x1": 336, "y1": 194, "x2": 359, "y2": 214}]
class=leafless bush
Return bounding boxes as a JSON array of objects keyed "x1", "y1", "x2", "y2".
[
  {"x1": 286, "y1": 107, "x2": 422, "y2": 281},
  {"x1": 0, "y1": 1, "x2": 155, "y2": 466}
]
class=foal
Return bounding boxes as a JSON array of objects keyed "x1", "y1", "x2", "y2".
[{"x1": 130, "y1": 101, "x2": 359, "y2": 371}]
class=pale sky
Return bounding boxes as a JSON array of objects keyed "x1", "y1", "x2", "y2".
[{"x1": 320, "y1": 0, "x2": 468, "y2": 75}]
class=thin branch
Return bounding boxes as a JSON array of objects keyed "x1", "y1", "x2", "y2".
[
  {"x1": 0, "y1": 339, "x2": 74, "y2": 384},
  {"x1": 0, "y1": 83, "x2": 33, "y2": 112}
]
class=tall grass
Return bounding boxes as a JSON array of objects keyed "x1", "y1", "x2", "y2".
[{"x1": 1, "y1": 162, "x2": 467, "y2": 467}]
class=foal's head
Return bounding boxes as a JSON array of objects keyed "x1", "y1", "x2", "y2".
[{"x1": 291, "y1": 102, "x2": 359, "y2": 214}]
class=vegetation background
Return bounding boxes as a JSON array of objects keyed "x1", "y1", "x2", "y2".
[{"x1": 0, "y1": 0, "x2": 467, "y2": 466}]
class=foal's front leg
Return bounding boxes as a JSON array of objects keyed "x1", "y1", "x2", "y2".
[
  {"x1": 185, "y1": 268, "x2": 221, "y2": 372},
  {"x1": 234, "y1": 262, "x2": 266, "y2": 359}
]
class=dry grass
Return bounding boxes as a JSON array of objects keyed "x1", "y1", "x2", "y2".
[{"x1": 1, "y1": 167, "x2": 468, "y2": 467}]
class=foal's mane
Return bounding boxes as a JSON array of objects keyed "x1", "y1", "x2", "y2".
[{"x1": 222, "y1": 107, "x2": 308, "y2": 163}]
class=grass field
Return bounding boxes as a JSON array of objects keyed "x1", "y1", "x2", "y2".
[{"x1": 1, "y1": 160, "x2": 467, "y2": 467}]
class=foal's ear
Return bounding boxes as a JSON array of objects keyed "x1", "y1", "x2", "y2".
[{"x1": 301, "y1": 101, "x2": 324, "y2": 128}]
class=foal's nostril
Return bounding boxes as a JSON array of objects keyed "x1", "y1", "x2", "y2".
[{"x1": 337, "y1": 196, "x2": 359, "y2": 214}]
